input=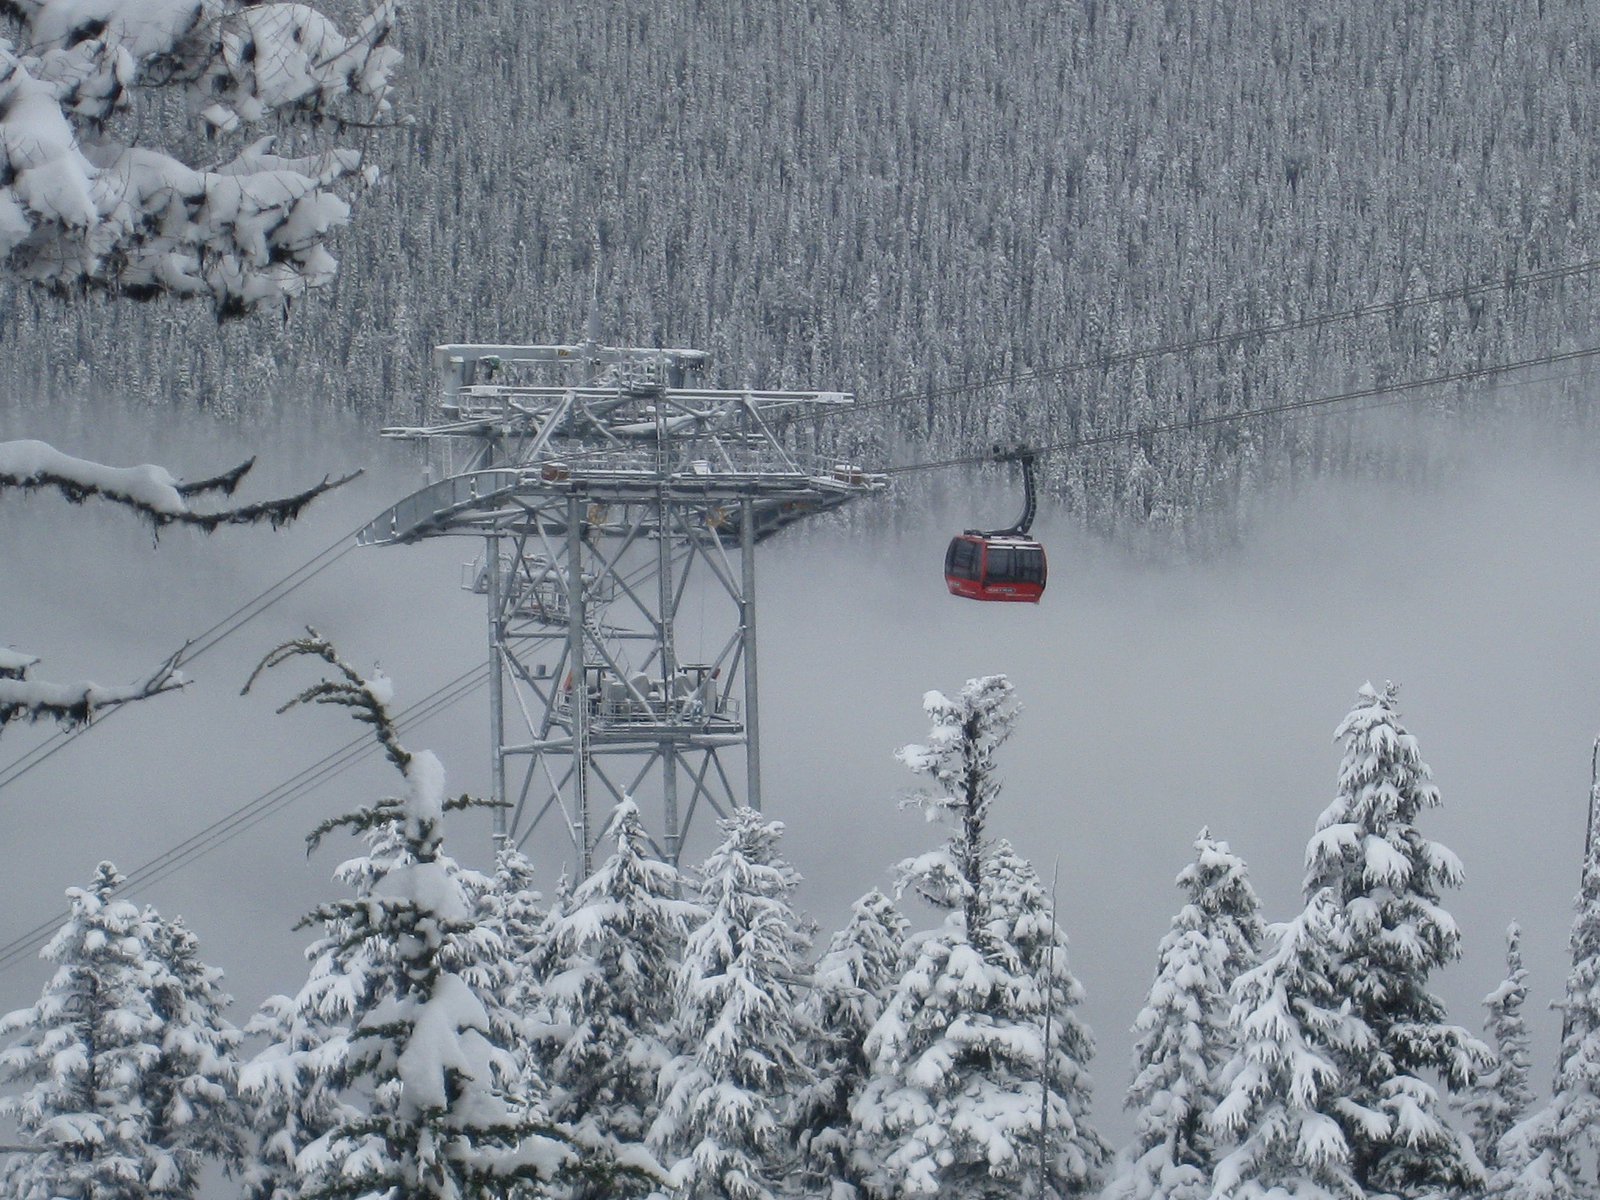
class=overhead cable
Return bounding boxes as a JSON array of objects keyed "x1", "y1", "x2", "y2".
[
  {"x1": 849, "y1": 255, "x2": 1600, "y2": 420},
  {"x1": 884, "y1": 342, "x2": 1600, "y2": 474},
  {"x1": 0, "y1": 527, "x2": 359, "y2": 794},
  {"x1": 0, "y1": 662, "x2": 488, "y2": 975}
]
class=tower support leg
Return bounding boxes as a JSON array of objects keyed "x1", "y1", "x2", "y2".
[
  {"x1": 567, "y1": 497, "x2": 592, "y2": 873},
  {"x1": 486, "y1": 533, "x2": 507, "y2": 847},
  {"x1": 740, "y1": 498, "x2": 761, "y2": 812}
]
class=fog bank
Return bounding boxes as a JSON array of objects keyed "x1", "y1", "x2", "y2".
[{"x1": 3, "y1": 405, "x2": 1598, "y2": 1142}]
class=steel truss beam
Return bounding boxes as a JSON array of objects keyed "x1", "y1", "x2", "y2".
[{"x1": 359, "y1": 338, "x2": 884, "y2": 870}]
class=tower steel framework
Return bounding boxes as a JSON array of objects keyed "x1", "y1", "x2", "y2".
[{"x1": 358, "y1": 338, "x2": 884, "y2": 871}]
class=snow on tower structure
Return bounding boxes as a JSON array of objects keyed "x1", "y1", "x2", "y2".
[{"x1": 359, "y1": 338, "x2": 884, "y2": 872}]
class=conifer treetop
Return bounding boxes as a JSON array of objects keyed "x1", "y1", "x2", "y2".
[
  {"x1": 896, "y1": 674, "x2": 1018, "y2": 936},
  {"x1": 243, "y1": 637, "x2": 620, "y2": 1200}
]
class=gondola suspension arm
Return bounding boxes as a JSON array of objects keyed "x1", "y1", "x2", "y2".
[{"x1": 973, "y1": 443, "x2": 1038, "y2": 538}]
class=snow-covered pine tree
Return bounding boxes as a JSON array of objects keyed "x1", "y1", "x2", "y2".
[
  {"x1": 981, "y1": 840, "x2": 1108, "y2": 1195},
  {"x1": 478, "y1": 843, "x2": 546, "y2": 965},
  {"x1": 1500, "y1": 742, "x2": 1600, "y2": 1200},
  {"x1": 651, "y1": 806, "x2": 815, "y2": 1200},
  {"x1": 467, "y1": 842, "x2": 547, "y2": 1087},
  {"x1": 0, "y1": 862, "x2": 164, "y2": 1200},
  {"x1": 238, "y1": 986, "x2": 361, "y2": 1200},
  {"x1": 240, "y1": 723, "x2": 405, "y2": 1200},
  {"x1": 1464, "y1": 923, "x2": 1534, "y2": 1177},
  {"x1": 794, "y1": 887, "x2": 908, "y2": 1196},
  {"x1": 242, "y1": 630, "x2": 610, "y2": 1200},
  {"x1": 1107, "y1": 830, "x2": 1263, "y2": 1200},
  {"x1": 0, "y1": 0, "x2": 400, "y2": 311},
  {"x1": 855, "y1": 676, "x2": 1106, "y2": 1199},
  {"x1": 537, "y1": 798, "x2": 699, "y2": 1190},
  {"x1": 1212, "y1": 682, "x2": 1488, "y2": 1199},
  {"x1": 1210, "y1": 888, "x2": 1367, "y2": 1199},
  {"x1": 893, "y1": 675, "x2": 1017, "y2": 935},
  {"x1": 143, "y1": 913, "x2": 244, "y2": 1198}
]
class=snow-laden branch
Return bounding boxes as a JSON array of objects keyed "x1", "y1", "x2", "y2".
[
  {"x1": 1, "y1": 0, "x2": 400, "y2": 312},
  {"x1": 242, "y1": 626, "x2": 409, "y2": 775},
  {"x1": 0, "y1": 439, "x2": 360, "y2": 531},
  {"x1": 241, "y1": 627, "x2": 505, "y2": 855},
  {"x1": 0, "y1": 646, "x2": 184, "y2": 730}
]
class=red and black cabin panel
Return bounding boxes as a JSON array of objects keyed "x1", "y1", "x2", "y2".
[{"x1": 944, "y1": 534, "x2": 1047, "y2": 603}]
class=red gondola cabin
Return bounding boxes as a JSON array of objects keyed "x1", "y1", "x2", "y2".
[{"x1": 944, "y1": 534, "x2": 1048, "y2": 603}]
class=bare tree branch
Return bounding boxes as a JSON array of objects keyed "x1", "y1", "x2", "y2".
[{"x1": 173, "y1": 457, "x2": 256, "y2": 498}]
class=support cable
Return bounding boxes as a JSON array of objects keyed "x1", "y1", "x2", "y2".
[
  {"x1": 847, "y1": 255, "x2": 1600, "y2": 421},
  {"x1": 439, "y1": 256, "x2": 1600, "y2": 485},
  {"x1": 0, "y1": 527, "x2": 361, "y2": 794},
  {"x1": 462, "y1": 255, "x2": 1600, "y2": 469},
  {"x1": 883, "y1": 342, "x2": 1600, "y2": 475},
  {"x1": 0, "y1": 662, "x2": 488, "y2": 975}
]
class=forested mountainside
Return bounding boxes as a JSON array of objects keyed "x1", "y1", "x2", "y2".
[{"x1": 5, "y1": 0, "x2": 1600, "y2": 533}]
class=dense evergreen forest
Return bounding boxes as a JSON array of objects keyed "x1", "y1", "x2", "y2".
[{"x1": 7, "y1": 0, "x2": 1600, "y2": 534}]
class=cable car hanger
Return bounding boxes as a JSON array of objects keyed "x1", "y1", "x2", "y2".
[{"x1": 944, "y1": 444, "x2": 1048, "y2": 604}]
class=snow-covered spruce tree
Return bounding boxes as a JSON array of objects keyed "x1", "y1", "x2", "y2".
[
  {"x1": 1463, "y1": 923, "x2": 1534, "y2": 1178},
  {"x1": 1209, "y1": 888, "x2": 1366, "y2": 1199},
  {"x1": 468, "y1": 842, "x2": 546, "y2": 1077},
  {"x1": 239, "y1": 986, "x2": 362, "y2": 1200},
  {"x1": 239, "y1": 805, "x2": 412, "y2": 1200},
  {"x1": 855, "y1": 676, "x2": 1106, "y2": 1199},
  {"x1": 1212, "y1": 682, "x2": 1488, "y2": 1199},
  {"x1": 239, "y1": 700, "x2": 411, "y2": 1200},
  {"x1": 0, "y1": 862, "x2": 165, "y2": 1200},
  {"x1": 1107, "y1": 830, "x2": 1263, "y2": 1200},
  {"x1": 535, "y1": 798, "x2": 699, "y2": 1192},
  {"x1": 980, "y1": 840, "x2": 1107, "y2": 1193},
  {"x1": 651, "y1": 806, "x2": 816, "y2": 1200},
  {"x1": 0, "y1": 0, "x2": 400, "y2": 313},
  {"x1": 477, "y1": 843, "x2": 546, "y2": 966},
  {"x1": 1499, "y1": 743, "x2": 1600, "y2": 1200},
  {"x1": 794, "y1": 887, "x2": 908, "y2": 1197},
  {"x1": 242, "y1": 630, "x2": 621, "y2": 1200},
  {"x1": 143, "y1": 912, "x2": 244, "y2": 1198}
]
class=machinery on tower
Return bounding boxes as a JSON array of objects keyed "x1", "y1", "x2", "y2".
[{"x1": 358, "y1": 337, "x2": 885, "y2": 871}]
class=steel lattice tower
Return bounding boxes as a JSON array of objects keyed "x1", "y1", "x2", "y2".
[{"x1": 358, "y1": 338, "x2": 883, "y2": 871}]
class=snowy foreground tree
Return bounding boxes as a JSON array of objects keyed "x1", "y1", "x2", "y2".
[
  {"x1": 536, "y1": 798, "x2": 700, "y2": 1197},
  {"x1": 0, "y1": 862, "x2": 241, "y2": 1200},
  {"x1": 856, "y1": 676, "x2": 1106, "y2": 1199},
  {"x1": 240, "y1": 630, "x2": 635, "y2": 1200},
  {"x1": 1212, "y1": 682, "x2": 1487, "y2": 1199},
  {"x1": 651, "y1": 807, "x2": 816, "y2": 1200},
  {"x1": 795, "y1": 887, "x2": 907, "y2": 1196},
  {"x1": 0, "y1": 0, "x2": 386, "y2": 737},
  {"x1": 1464, "y1": 924, "x2": 1534, "y2": 1182},
  {"x1": 1499, "y1": 741, "x2": 1600, "y2": 1200},
  {"x1": 1, "y1": 0, "x2": 400, "y2": 313},
  {"x1": 1107, "y1": 830, "x2": 1263, "y2": 1200}
]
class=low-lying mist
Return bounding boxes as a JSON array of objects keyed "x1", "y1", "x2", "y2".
[{"x1": 3, "y1": 400, "x2": 1598, "y2": 1142}]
